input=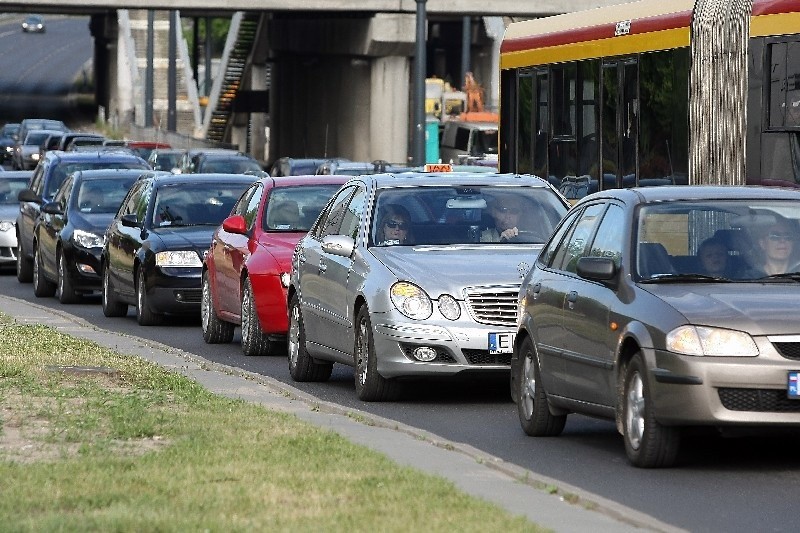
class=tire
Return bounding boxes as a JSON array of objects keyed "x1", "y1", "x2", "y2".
[
  {"x1": 101, "y1": 262, "x2": 128, "y2": 317},
  {"x1": 16, "y1": 241, "x2": 33, "y2": 283},
  {"x1": 56, "y1": 249, "x2": 79, "y2": 304},
  {"x1": 354, "y1": 305, "x2": 398, "y2": 402},
  {"x1": 240, "y1": 277, "x2": 275, "y2": 356},
  {"x1": 516, "y1": 336, "x2": 566, "y2": 436},
  {"x1": 201, "y1": 271, "x2": 234, "y2": 344},
  {"x1": 287, "y1": 294, "x2": 332, "y2": 382},
  {"x1": 136, "y1": 268, "x2": 162, "y2": 326},
  {"x1": 32, "y1": 246, "x2": 56, "y2": 297},
  {"x1": 623, "y1": 352, "x2": 681, "y2": 468}
]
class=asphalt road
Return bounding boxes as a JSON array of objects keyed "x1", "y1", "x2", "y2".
[{"x1": 2, "y1": 270, "x2": 800, "y2": 532}]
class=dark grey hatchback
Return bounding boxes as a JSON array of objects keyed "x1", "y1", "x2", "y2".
[{"x1": 513, "y1": 186, "x2": 800, "y2": 467}]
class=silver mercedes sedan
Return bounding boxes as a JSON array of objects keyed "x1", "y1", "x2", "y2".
[{"x1": 287, "y1": 171, "x2": 569, "y2": 401}]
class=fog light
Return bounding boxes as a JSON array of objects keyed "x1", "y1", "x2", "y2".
[
  {"x1": 77, "y1": 264, "x2": 96, "y2": 274},
  {"x1": 412, "y1": 346, "x2": 437, "y2": 362}
]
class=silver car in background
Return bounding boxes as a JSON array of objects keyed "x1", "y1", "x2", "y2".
[
  {"x1": 287, "y1": 171, "x2": 569, "y2": 401},
  {"x1": 0, "y1": 172, "x2": 33, "y2": 268}
]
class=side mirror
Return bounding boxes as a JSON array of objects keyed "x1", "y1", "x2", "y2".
[
  {"x1": 576, "y1": 257, "x2": 617, "y2": 284},
  {"x1": 41, "y1": 201, "x2": 62, "y2": 215},
  {"x1": 321, "y1": 235, "x2": 355, "y2": 258},
  {"x1": 18, "y1": 188, "x2": 40, "y2": 203},
  {"x1": 222, "y1": 215, "x2": 247, "y2": 235},
  {"x1": 120, "y1": 213, "x2": 139, "y2": 228}
]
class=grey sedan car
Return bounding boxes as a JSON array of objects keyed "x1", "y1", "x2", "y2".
[
  {"x1": 287, "y1": 172, "x2": 569, "y2": 401},
  {"x1": 513, "y1": 185, "x2": 800, "y2": 468}
]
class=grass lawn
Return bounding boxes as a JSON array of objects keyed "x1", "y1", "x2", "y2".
[{"x1": 0, "y1": 314, "x2": 546, "y2": 532}]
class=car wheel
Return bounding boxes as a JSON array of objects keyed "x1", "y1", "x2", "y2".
[
  {"x1": 101, "y1": 262, "x2": 128, "y2": 317},
  {"x1": 354, "y1": 305, "x2": 398, "y2": 402},
  {"x1": 32, "y1": 246, "x2": 55, "y2": 297},
  {"x1": 623, "y1": 352, "x2": 681, "y2": 468},
  {"x1": 516, "y1": 336, "x2": 566, "y2": 436},
  {"x1": 240, "y1": 277, "x2": 273, "y2": 356},
  {"x1": 287, "y1": 294, "x2": 332, "y2": 382},
  {"x1": 201, "y1": 271, "x2": 234, "y2": 343},
  {"x1": 56, "y1": 249, "x2": 79, "y2": 304},
  {"x1": 136, "y1": 268, "x2": 162, "y2": 326},
  {"x1": 16, "y1": 242, "x2": 33, "y2": 283}
]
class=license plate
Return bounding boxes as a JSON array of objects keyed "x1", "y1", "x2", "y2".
[
  {"x1": 488, "y1": 332, "x2": 515, "y2": 354},
  {"x1": 789, "y1": 371, "x2": 800, "y2": 399}
]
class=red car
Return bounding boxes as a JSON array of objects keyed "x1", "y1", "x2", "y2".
[{"x1": 201, "y1": 175, "x2": 348, "y2": 355}]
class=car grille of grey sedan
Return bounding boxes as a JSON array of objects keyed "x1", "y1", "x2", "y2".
[
  {"x1": 464, "y1": 284, "x2": 521, "y2": 327},
  {"x1": 719, "y1": 388, "x2": 800, "y2": 412},
  {"x1": 772, "y1": 342, "x2": 800, "y2": 360}
]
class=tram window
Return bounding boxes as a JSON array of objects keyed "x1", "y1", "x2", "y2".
[
  {"x1": 518, "y1": 73, "x2": 534, "y2": 173},
  {"x1": 768, "y1": 40, "x2": 800, "y2": 129},
  {"x1": 551, "y1": 64, "x2": 577, "y2": 137}
]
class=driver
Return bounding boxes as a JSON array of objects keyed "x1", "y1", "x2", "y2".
[{"x1": 481, "y1": 195, "x2": 524, "y2": 242}]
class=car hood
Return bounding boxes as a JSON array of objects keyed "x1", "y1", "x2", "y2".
[
  {"x1": 371, "y1": 245, "x2": 540, "y2": 294},
  {"x1": 641, "y1": 283, "x2": 800, "y2": 335},
  {"x1": 0, "y1": 204, "x2": 18, "y2": 222},
  {"x1": 151, "y1": 226, "x2": 216, "y2": 254},
  {"x1": 71, "y1": 212, "x2": 116, "y2": 234}
]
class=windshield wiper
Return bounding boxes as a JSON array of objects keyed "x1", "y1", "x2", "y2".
[
  {"x1": 760, "y1": 272, "x2": 800, "y2": 282},
  {"x1": 640, "y1": 273, "x2": 732, "y2": 283}
]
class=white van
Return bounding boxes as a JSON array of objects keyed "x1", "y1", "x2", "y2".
[{"x1": 439, "y1": 120, "x2": 498, "y2": 164}]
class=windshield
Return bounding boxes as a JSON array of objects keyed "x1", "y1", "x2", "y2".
[
  {"x1": 200, "y1": 158, "x2": 262, "y2": 174},
  {"x1": 264, "y1": 184, "x2": 343, "y2": 232},
  {"x1": 472, "y1": 129, "x2": 498, "y2": 155},
  {"x1": 44, "y1": 160, "x2": 150, "y2": 198},
  {"x1": 637, "y1": 200, "x2": 800, "y2": 281},
  {"x1": 72, "y1": 177, "x2": 137, "y2": 214},
  {"x1": 0, "y1": 178, "x2": 29, "y2": 204},
  {"x1": 370, "y1": 185, "x2": 567, "y2": 246},
  {"x1": 151, "y1": 182, "x2": 251, "y2": 228}
]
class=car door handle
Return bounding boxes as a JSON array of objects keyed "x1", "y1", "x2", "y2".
[
  {"x1": 566, "y1": 290, "x2": 578, "y2": 310},
  {"x1": 318, "y1": 260, "x2": 327, "y2": 273}
]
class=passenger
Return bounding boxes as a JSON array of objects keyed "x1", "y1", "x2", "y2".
[
  {"x1": 754, "y1": 216, "x2": 797, "y2": 275},
  {"x1": 481, "y1": 195, "x2": 524, "y2": 242},
  {"x1": 696, "y1": 237, "x2": 734, "y2": 277},
  {"x1": 376, "y1": 204, "x2": 413, "y2": 245},
  {"x1": 270, "y1": 200, "x2": 301, "y2": 228}
]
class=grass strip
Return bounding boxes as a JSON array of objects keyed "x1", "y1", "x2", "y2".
[{"x1": 0, "y1": 314, "x2": 546, "y2": 532}]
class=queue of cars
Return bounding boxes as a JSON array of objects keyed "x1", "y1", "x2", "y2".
[{"x1": 9, "y1": 117, "x2": 800, "y2": 468}]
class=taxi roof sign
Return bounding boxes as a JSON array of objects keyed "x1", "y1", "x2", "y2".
[{"x1": 423, "y1": 163, "x2": 453, "y2": 173}]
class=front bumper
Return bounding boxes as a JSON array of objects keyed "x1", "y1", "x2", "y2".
[
  {"x1": 372, "y1": 309, "x2": 514, "y2": 379},
  {"x1": 650, "y1": 336, "x2": 800, "y2": 426},
  {"x1": 0, "y1": 226, "x2": 17, "y2": 266},
  {"x1": 144, "y1": 265, "x2": 202, "y2": 315},
  {"x1": 63, "y1": 245, "x2": 102, "y2": 291}
]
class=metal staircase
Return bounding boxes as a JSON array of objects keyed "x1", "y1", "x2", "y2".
[{"x1": 204, "y1": 13, "x2": 260, "y2": 143}]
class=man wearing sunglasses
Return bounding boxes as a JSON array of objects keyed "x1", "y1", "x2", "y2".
[
  {"x1": 481, "y1": 195, "x2": 524, "y2": 242},
  {"x1": 756, "y1": 216, "x2": 797, "y2": 276}
]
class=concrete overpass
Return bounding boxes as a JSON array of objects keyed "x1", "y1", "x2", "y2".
[{"x1": 1, "y1": 1, "x2": 634, "y2": 166}]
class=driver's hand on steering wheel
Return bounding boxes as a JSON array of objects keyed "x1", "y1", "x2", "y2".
[{"x1": 499, "y1": 227, "x2": 519, "y2": 241}]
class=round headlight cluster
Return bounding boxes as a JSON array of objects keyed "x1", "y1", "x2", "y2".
[
  {"x1": 438, "y1": 294, "x2": 461, "y2": 320},
  {"x1": 390, "y1": 282, "x2": 432, "y2": 320}
]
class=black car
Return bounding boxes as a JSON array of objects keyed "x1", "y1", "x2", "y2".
[
  {"x1": 101, "y1": 173, "x2": 256, "y2": 325},
  {"x1": 31, "y1": 169, "x2": 153, "y2": 303},
  {"x1": 0, "y1": 123, "x2": 20, "y2": 163},
  {"x1": 16, "y1": 150, "x2": 150, "y2": 283},
  {"x1": 190, "y1": 152, "x2": 263, "y2": 175}
]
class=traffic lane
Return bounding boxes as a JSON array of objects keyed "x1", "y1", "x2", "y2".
[{"x1": 2, "y1": 271, "x2": 800, "y2": 532}]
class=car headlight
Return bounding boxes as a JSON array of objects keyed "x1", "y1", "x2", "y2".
[
  {"x1": 666, "y1": 325, "x2": 759, "y2": 357},
  {"x1": 390, "y1": 281, "x2": 432, "y2": 320},
  {"x1": 73, "y1": 229, "x2": 104, "y2": 248},
  {"x1": 31, "y1": 153, "x2": 40, "y2": 161},
  {"x1": 0, "y1": 220, "x2": 14, "y2": 232},
  {"x1": 155, "y1": 250, "x2": 203, "y2": 267},
  {"x1": 437, "y1": 294, "x2": 461, "y2": 320},
  {"x1": 280, "y1": 272, "x2": 290, "y2": 288}
]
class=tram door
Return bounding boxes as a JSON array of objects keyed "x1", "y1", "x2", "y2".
[{"x1": 601, "y1": 59, "x2": 638, "y2": 190}]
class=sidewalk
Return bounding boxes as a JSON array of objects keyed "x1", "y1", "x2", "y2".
[{"x1": 1, "y1": 294, "x2": 683, "y2": 533}]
